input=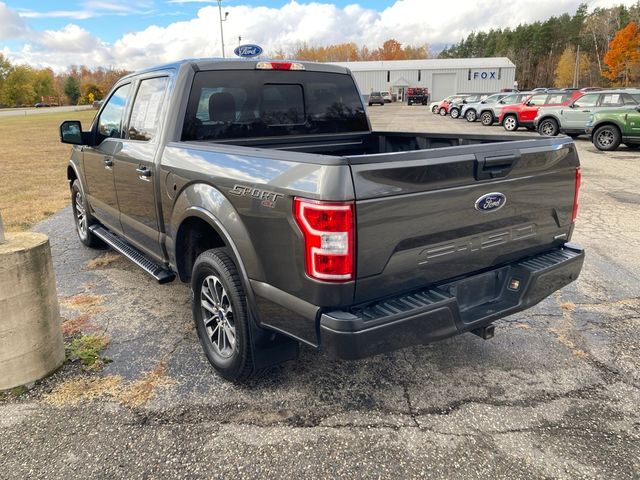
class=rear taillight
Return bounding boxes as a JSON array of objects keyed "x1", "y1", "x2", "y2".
[
  {"x1": 572, "y1": 167, "x2": 581, "y2": 223},
  {"x1": 294, "y1": 198, "x2": 355, "y2": 282}
]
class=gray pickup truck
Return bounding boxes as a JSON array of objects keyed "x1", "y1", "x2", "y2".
[{"x1": 60, "y1": 59, "x2": 584, "y2": 381}]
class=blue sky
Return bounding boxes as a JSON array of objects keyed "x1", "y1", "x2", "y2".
[
  {"x1": 0, "y1": 0, "x2": 633, "y2": 71},
  {"x1": 8, "y1": 0, "x2": 392, "y2": 42}
]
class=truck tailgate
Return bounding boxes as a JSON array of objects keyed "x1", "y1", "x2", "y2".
[{"x1": 348, "y1": 136, "x2": 579, "y2": 304}]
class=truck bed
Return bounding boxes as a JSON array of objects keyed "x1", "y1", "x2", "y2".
[{"x1": 187, "y1": 131, "x2": 579, "y2": 304}]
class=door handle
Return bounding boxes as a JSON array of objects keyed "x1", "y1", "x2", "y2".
[
  {"x1": 104, "y1": 156, "x2": 114, "y2": 168},
  {"x1": 136, "y1": 166, "x2": 151, "y2": 178},
  {"x1": 582, "y1": 110, "x2": 591, "y2": 113}
]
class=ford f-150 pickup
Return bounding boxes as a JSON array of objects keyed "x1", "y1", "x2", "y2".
[{"x1": 60, "y1": 59, "x2": 585, "y2": 381}]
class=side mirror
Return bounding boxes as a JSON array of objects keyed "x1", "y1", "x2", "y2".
[
  {"x1": 569, "y1": 103, "x2": 576, "y2": 109},
  {"x1": 526, "y1": 101, "x2": 532, "y2": 106},
  {"x1": 60, "y1": 120, "x2": 85, "y2": 145},
  {"x1": 636, "y1": 104, "x2": 640, "y2": 111}
]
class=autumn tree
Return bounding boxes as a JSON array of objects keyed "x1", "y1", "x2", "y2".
[
  {"x1": 1, "y1": 66, "x2": 37, "y2": 106},
  {"x1": 374, "y1": 39, "x2": 405, "y2": 60},
  {"x1": 603, "y1": 21, "x2": 640, "y2": 86},
  {"x1": 554, "y1": 47, "x2": 591, "y2": 87}
]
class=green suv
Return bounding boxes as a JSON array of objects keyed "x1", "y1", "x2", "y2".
[
  {"x1": 535, "y1": 90, "x2": 640, "y2": 137},
  {"x1": 586, "y1": 105, "x2": 640, "y2": 151}
]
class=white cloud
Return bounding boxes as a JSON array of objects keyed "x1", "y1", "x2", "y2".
[
  {"x1": 0, "y1": 2, "x2": 30, "y2": 39},
  {"x1": 2, "y1": 0, "x2": 640, "y2": 72}
]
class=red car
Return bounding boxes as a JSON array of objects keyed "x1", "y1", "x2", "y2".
[
  {"x1": 498, "y1": 91, "x2": 583, "y2": 131},
  {"x1": 437, "y1": 95, "x2": 469, "y2": 116}
]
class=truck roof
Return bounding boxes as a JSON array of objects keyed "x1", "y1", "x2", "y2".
[{"x1": 121, "y1": 58, "x2": 351, "y2": 80}]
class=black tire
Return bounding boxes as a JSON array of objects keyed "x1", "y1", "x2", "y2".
[
  {"x1": 480, "y1": 111, "x2": 494, "y2": 126},
  {"x1": 432, "y1": 105, "x2": 439, "y2": 114},
  {"x1": 192, "y1": 248, "x2": 254, "y2": 382},
  {"x1": 503, "y1": 114, "x2": 518, "y2": 131},
  {"x1": 70, "y1": 179, "x2": 103, "y2": 248},
  {"x1": 592, "y1": 125, "x2": 621, "y2": 151},
  {"x1": 465, "y1": 109, "x2": 477, "y2": 122},
  {"x1": 439, "y1": 108, "x2": 447, "y2": 116},
  {"x1": 538, "y1": 118, "x2": 559, "y2": 137},
  {"x1": 450, "y1": 108, "x2": 460, "y2": 119}
]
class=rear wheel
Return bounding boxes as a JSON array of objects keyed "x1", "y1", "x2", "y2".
[
  {"x1": 439, "y1": 108, "x2": 447, "y2": 116},
  {"x1": 503, "y1": 114, "x2": 518, "y2": 131},
  {"x1": 480, "y1": 111, "x2": 494, "y2": 126},
  {"x1": 450, "y1": 108, "x2": 460, "y2": 119},
  {"x1": 592, "y1": 125, "x2": 621, "y2": 151},
  {"x1": 538, "y1": 118, "x2": 559, "y2": 137},
  {"x1": 71, "y1": 179, "x2": 102, "y2": 248},
  {"x1": 192, "y1": 248, "x2": 255, "y2": 382},
  {"x1": 465, "y1": 110, "x2": 477, "y2": 122}
]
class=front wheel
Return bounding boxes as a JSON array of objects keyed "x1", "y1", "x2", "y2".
[
  {"x1": 503, "y1": 115, "x2": 518, "y2": 131},
  {"x1": 481, "y1": 111, "x2": 494, "y2": 126},
  {"x1": 71, "y1": 179, "x2": 102, "y2": 248},
  {"x1": 592, "y1": 125, "x2": 621, "y2": 151},
  {"x1": 538, "y1": 118, "x2": 559, "y2": 137},
  {"x1": 465, "y1": 110, "x2": 477, "y2": 122},
  {"x1": 192, "y1": 248, "x2": 254, "y2": 382},
  {"x1": 450, "y1": 108, "x2": 460, "y2": 119}
]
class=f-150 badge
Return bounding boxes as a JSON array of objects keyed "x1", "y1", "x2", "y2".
[{"x1": 475, "y1": 192, "x2": 506, "y2": 212}]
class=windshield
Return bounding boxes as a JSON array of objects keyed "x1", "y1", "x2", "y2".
[{"x1": 182, "y1": 70, "x2": 369, "y2": 141}]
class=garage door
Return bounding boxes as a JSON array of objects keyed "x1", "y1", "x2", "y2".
[{"x1": 431, "y1": 73, "x2": 457, "y2": 101}]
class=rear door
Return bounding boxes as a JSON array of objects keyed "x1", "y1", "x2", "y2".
[
  {"x1": 113, "y1": 75, "x2": 170, "y2": 260},
  {"x1": 562, "y1": 93, "x2": 600, "y2": 130},
  {"x1": 348, "y1": 136, "x2": 580, "y2": 303},
  {"x1": 83, "y1": 83, "x2": 132, "y2": 233}
]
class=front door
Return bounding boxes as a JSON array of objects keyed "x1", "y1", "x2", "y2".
[
  {"x1": 83, "y1": 83, "x2": 132, "y2": 232},
  {"x1": 562, "y1": 93, "x2": 600, "y2": 131},
  {"x1": 114, "y1": 76, "x2": 169, "y2": 261}
]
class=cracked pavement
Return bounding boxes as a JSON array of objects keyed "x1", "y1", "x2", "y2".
[{"x1": 1, "y1": 105, "x2": 639, "y2": 479}]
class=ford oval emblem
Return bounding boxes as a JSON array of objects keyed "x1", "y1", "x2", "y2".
[
  {"x1": 475, "y1": 192, "x2": 506, "y2": 212},
  {"x1": 234, "y1": 44, "x2": 263, "y2": 58}
]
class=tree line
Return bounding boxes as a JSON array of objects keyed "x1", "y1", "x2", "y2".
[
  {"x1": 272, "y1": 39, "x2": 432, "y2": 62},
  {"x1": 439, "y1": 3, "x2": 640, "y2": 89},
  {"x1": 0, "y1": 56, "x2": 129, "y2": 108}
]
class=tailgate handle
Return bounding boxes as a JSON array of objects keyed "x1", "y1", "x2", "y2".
[{"x1": 475, "y1": 152, "x2": 520, "y2": 180}]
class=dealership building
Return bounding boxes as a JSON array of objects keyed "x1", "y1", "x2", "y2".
[{"x1": 330, "y1": 57, "x2": 516, "y2": 102}]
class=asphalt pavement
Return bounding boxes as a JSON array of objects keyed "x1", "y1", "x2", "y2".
[{"x1": 0, "y1": 104, "x2": 638, "y2": 479}]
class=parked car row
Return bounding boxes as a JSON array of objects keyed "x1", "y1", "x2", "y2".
[{"x1": 431, "y1": 88, "x2": 640, "y2": 152}]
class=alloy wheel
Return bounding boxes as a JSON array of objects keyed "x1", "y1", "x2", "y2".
[
  {"x1": 200, "y1": 274, "x2": 236, "y2": 358},
  {"x1": 504, "y1": 116, "x2": 517, "y2": 131},
  {"x1": 596, "y1": 130, "x2": 614, "y2": 148},
  {"x1": 74, "y1": 191, "x2": 87, "y2": 237}
]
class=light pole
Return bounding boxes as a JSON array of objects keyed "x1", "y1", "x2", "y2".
[{"x1": 216, "y1": 0, "x2": 229, "y2": 58}]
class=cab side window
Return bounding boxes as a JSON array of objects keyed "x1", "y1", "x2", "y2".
[
  {"x1": 128, "y1": 77, "x2": 169, "y2": 142},
  {"x1": 97, "y1": 84, "x2": 131, "y2": 142},
  {"x1": 572, "y1": 93, "x2": 599, "y2": 108}
]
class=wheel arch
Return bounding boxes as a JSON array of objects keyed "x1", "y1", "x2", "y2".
[
  {"x1": 168, "y1": 183, "x2": 264, "y2": 286},
  {"x1": 592, "y1": 120, "x2": 623, "y2": 135}
]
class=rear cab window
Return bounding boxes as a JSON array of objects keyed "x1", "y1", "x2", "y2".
[{"x1": 182, "y1": 70, "x2": 368, "y2": 141}]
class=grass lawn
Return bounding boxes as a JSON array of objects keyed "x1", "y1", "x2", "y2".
[{"x1": 0, "y1": 110, "x2": 97, "y2": 231}]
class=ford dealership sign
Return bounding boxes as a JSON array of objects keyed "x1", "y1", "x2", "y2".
[{"x1": 234, "y1": 44, "x2": 263, "y2": 58}]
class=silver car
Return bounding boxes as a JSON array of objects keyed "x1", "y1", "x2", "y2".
[
  {"x1": 535, "y1": 90, "x2": 640, "y2": 137},
  {"x1": 461, "y1": 93, "x2": 511, "y2": 122}
]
